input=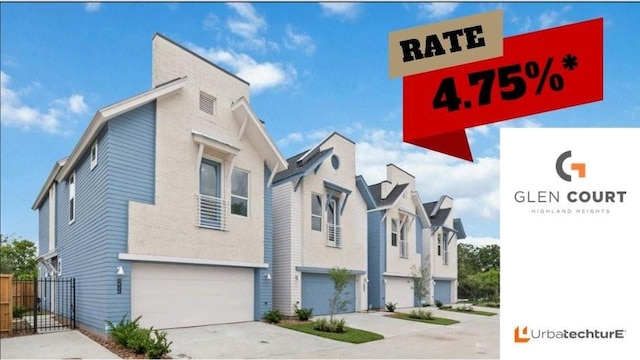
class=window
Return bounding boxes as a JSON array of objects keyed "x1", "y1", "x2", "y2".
[
  {"x1": 199, "y1": 91, "x2": 216, "y2": 115},
  {"x1": 437, "y1": 233, "x2": 442, "y2": 256},
  {"x1": 231, "y1": 169, "x2": 249, "y2": 217},
  {"x1": 311, "y1": 194, "x2": 322, "y2": 231},
  {"x1": 443, "y1": 231, "x2": 449, "y2": 265},
  {"x1": 326, "y1": 196, "x2": 341, "y2": 246},
  {"x1": 69, "y1": 173, "x2": 76, "y2": 223},
  {"x1": 199, "y1": 159, "x2": 226, "y2": 230},
  {"x1": 90, "y1": 141, "x2": 98, "y2": 170},
  {"x1": 400, "y1": 222, "x2": 408, "y2": 258},
  {"x1": 391, "y1": 218, "x2": 398, "y2": 246},
  {"x1": 331, "y1": 155, "x2": 340, "y2": 170}
]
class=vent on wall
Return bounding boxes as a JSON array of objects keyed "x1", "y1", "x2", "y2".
[{"x1": 199, "y1": 91, "x2": 216, "y2": 115}]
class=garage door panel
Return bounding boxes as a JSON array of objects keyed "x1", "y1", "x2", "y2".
[
  {"x1": 434, "y1": 280, "x2": 452, "y2": 304},
  {"x1": 132, "y1": 263, "x2": 254, "y2": 329},
  {"x1": 385, "y1": 277, "x2": 414, "y2": 309},
  {"x1": 301, "y1": 273, "x2": 355, "y2": 315}
]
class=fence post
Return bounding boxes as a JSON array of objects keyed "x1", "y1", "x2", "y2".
[
  {"x1": 72, "y1": 278, "x2": 76, "y2": 329},
  {"x1": 33, "y1": 278, "x2": 38, "y2": 334}
]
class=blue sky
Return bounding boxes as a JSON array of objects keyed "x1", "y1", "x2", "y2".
[{"x1": 1, "y1": 2, "x2": 639, "y2": 248}]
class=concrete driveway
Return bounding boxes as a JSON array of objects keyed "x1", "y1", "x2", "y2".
[
  {"x1": 167, "y1": 306, "x2": 499, "y2": 359},
  {"x1": 0, "y1": 330, "x2": 120, "y2": 359}
]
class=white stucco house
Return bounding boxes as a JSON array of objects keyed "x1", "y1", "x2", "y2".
[
  {"x1": 32, "y1": 33, "x2": 288, "y2": 334},
  {"x1": 422, "y1": 196, "x2": 467, "y2": 305},
  {"x1": 356, "y1": 164, "x2": 430, "y2": 310},
  {"x1": 271, "y1": 132, "x2": 369, "y2": 316}
]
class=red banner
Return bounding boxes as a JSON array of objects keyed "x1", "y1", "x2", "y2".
[{"x1": 403, "y1": 18, "x2": 603, "y2": 161}]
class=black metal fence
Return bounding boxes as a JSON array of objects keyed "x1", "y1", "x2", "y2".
[{"x1": 12, "y1": 278, "x2": 75, "y2": 334}]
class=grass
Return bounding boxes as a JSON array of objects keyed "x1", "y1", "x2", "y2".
[
  {"x1": 387, "y1": 313, "x2": 460, "y2": 325},
  {"x1": 440, "y1": 307, "x2": 497, "y2": 316},
  {"x1": 279, "y1": 321, "x2": 384, "y2": 344}
]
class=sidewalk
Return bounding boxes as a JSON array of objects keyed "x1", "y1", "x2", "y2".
[{"x1": 0, "y1": 330, "x2": 119, "y2": 359}]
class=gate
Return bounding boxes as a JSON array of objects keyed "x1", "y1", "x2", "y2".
[{"x1": 12, "y1": 278, "x2": 75, "y2": 334}]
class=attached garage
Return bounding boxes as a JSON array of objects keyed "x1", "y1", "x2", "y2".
[
  {"x1": 384, "y1": 276, "x2": 414, "y2": 309},
  {"x1": 131, "y1": 263, "x2": 254, "y2": 329},
  {"x1": 301, "y1": 273, "x2": 356, "y2": 315},
  {"x1": 434, "y1": 279, "x2": 452, "y2": 304}
]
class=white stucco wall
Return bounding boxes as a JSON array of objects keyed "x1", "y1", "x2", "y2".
[{"x1": 127, "y1": 35, "x2": 266, "y2": 264}]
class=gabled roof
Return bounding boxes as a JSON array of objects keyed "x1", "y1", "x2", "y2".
[
  {"x1": 272, "y1": 131, "x2": 355, "y2": 186},
  {"x1": 453, "y1": 218, "x2": 467, "y2": 239},
  {"x1": 272, "y1": 147, "x2": 333, "y2": 185},
  {"x1": 230, "y1": 96, "x2": 288, "y2": 174},
  {"x1": 368, "y1": 182, "x2": 409, "y2": 208},
  {"x1": 355, "y1": 175, "x2": 377, "y2": 209},
  {"x1": 423, "y1": 201, "x2": 452, "y2": 227},
  {"x1": 32, "y1": 77, "x2": 188, "y2": 210}
]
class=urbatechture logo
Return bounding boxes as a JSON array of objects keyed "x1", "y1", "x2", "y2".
[
  {"x1": 514, "y1": 326, "x2": 626, "y2": 343},
  {"x1": 512, "y1": 150, "x2": 628, "y2": 216}
]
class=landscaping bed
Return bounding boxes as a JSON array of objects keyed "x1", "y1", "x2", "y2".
[
  {"x1": 439, "y1": 305, "x2": 497, "y2": 316},
  {"x1": 277, "y1": 320, "x2": 384, "y2": 344},
  {"x1": 386, "y1": 312, "x2": 460, "y2": 325}
]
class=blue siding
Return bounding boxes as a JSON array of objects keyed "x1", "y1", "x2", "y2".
[
  {"x1": 367, "y1": 210, "x2": 386, "y2": 309},
  {"x1": 47, "y1": 102, "x2": 156, "y2": 334},
  {"x1": 301, "y1": 272, "x2": 356, "y2": 315},
  {"x1": 38, "y1": 196, "x2": 49, "y2": 256},
  {"x1": 254, "y1": 163, "x2": 273, "y2": 320}
]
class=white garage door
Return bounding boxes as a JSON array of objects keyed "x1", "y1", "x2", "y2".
[
  {"x1": 385, "y1": 276, "x2": 414, "y2": 309},
  {"x1": 132, "y1": 263, "x2": 254, "y2": 329}
]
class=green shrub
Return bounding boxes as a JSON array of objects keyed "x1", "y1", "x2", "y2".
[
  {"x1": 106, "y1": 315, "x2": 142, "y2": 348},
  {"x1": 409, "y1": 309, "x2": 433, "y2": 320},
  {"x1": 13, "y1": 306, "x2": 28, "y2": 318},
  {"x1": 263, "y1": 309, "x2": 282, "y2": 324},
  {"x1": 127, "y1": 327, "x2": 152, "y2": 355},
  {"x1": 435, "y1": 300, "x2": 443, "y2": 308},
  {"x1": 385, "y1": 301, "x2": 397, "y2": 312},
  {"x1": 455, "y1": 305, "x2": 474, "y2": 312},
  {"x1": 313, "y1": 317, "x2": 346, "y2": 333},
  {"x1": 147, "y1": 329, "x2": 173, "y2": 359},
  {"x1": 294, "y1": 304, "x2": 313, "y2": 321},
  {"x1": 105, "y1": 315, "x2": 172, "y2": 358}
]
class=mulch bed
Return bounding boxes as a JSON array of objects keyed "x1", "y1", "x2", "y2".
[{"x1": 77, "y1": 328, "x2": 171, "y2": 359}]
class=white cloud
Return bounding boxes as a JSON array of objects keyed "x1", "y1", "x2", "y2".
[
  {"x1": 284, "y1": 25, "x2": 316, "y2": 55},
  {"x1": 226, "y1": 3, "x2": 267, "y2": 47},
  {"x1": 459, "y1": 236, "x2": 500, "y2": 247},
  {"x1": 277, "y1": 132, "x2": 304, "y2": 147},
  {"x1": 84, "y1": 3, "x2": 101, "y2": 13},
  {"x1": 188, "y1": 44, "x2": 296, "y2": 93},
  {"x1": 419, "y1": 3, "x2": 458, "y2": 19},
  {"x1": 539, "y1": 11, "x2": 560, "y2": 29},
  {"x1": 320, "y1": 3, "x2": 359, "y2": 19},
  {"x1": 67, "y1": 94, "x2": 88, "y2": 114},
  {"x1": 1, "y1": 71, "x2": 87, "y2": 134}
]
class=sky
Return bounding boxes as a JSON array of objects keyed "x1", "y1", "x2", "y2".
[{"x1": 1, "y1": 2, "x2": 639, "y2": 249}]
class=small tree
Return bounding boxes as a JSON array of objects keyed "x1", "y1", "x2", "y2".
[
  {"x1": 327, "y1": 267, "x2": 352, "y2": 320},
  {"x1": 410, "y1": 255, "x2": 431, "y2": 306},
  {"x1": 0, "y1": 234, "x2": 38, "y2": 280}
]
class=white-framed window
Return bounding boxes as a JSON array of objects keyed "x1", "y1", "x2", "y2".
[
  {"x1": 69, "y1": 172, "x2": 76, "y2": 223},
  {"x1": 391, "y1": 218, "x2": 398, "y2": 246},
  {"x1": 311, "y1": 193, "x2": 322, "y2": 231},
  {"x1": 437, "y1": 233, "x2": 442, "y2": 256},
  {"x1": 400, "y1": 222, "x2": 408, "y2": 258},
  {"x1": 199, "y1": 91, "x2": 216, "y2": 116},
  {"x1": 443, "y1": 232, "x2": 449, "y2": 265},
  {"x1": 231, "y1": 168, "x2": 249, "y2": 217},
  {"x1": 90, "y1": 141, "x2": 98, "y2": 170}
]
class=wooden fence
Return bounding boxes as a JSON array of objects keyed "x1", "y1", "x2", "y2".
[
  {"x1": 0, "y1": 274, "x2": 13, "y2": 337},
  {"x1": 13, "y1": 280, "x2": 36, "y2": 309}
]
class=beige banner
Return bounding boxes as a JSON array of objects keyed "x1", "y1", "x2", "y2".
[{"x1": 389, "y1": 10, "x2": 503, "y2": 78}]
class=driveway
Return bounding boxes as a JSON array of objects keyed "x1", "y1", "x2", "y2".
[
  {"x1": 0, "y1": 330, "x2": 119, "y2": 359},
  {"x1": 167, "y1": 306, "x2": 499, "y2": 359}
]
